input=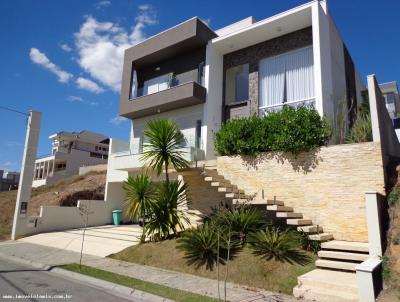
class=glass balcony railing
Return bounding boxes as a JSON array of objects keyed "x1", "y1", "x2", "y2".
[{"x1": 134, "y1": 68, "x2": 205, "y2": 99}]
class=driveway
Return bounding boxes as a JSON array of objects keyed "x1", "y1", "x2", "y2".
[{"x1": 18, "y1": 225, "x2": 142, "y2": 257}]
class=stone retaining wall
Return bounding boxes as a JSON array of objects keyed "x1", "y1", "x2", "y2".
[{"x1": 216, "y1": 142, "x2": 385, "y2": 242}]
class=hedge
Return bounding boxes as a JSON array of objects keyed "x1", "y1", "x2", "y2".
[{"x1": 215, "y1": 106, "x2": 331, "y2": 156}]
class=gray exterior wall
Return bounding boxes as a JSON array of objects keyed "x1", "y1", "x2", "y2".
[{"x1": 223, "y1": 27, "x2": 313, "y2": 119}]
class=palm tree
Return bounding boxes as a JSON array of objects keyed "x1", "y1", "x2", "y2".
[
  {"x1": 123, "y1": 174, "x2": 154, "y2": 242},
  {"x1": 141, "y1": 119, "x2": 190, "y2": 183}
]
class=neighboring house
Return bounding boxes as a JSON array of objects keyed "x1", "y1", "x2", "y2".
[
  {"x1": 107, "y1": 0, "x2": 364, "y2": 185},
  {"x1": 0, "y1": 170, "x2": 20, "y2": 191},
  {"x1": 32, "y1": 130, "x2": 109, "y2": 188}
]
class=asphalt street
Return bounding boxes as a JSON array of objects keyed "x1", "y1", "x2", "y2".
[{"x1": 0, "y1": 258, "x2": 134, "y2": 302}]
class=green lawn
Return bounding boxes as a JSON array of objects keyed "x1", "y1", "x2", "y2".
[
  {"x1": 109, "y1": 238, "x2": 317, "y2": 295},
  {"x1": 61, "y1": 263, "x2": 218, "y2": 302}
]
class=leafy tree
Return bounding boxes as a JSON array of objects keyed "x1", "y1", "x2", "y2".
[
  {"x1": 145, "y1": 179, "x2": 190, "y2": 241},
  {"x1": 141, "y1": 119, "x2": 190, "y2": 183},
  {"x1": 123, "y1": 174, "x2": 155, "y2": 242}
]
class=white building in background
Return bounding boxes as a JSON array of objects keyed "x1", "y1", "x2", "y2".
[
  {"x1": 0, "y1": 170, "x2": 20, "y2": 191},
  {"x1": 32, "y1": 130, "x2": 109, "y2": 188}
]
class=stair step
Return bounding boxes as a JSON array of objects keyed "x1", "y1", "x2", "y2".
[
  {"x1": 296, "y1": 269, "x2": 358, "y2": 294},
  {"x1": 225, "y1": 192, "x2": 248, "y2": 198},
  {"x1": 308, "y1": 233, "x2": 334, "y2": 241},
  {"x1": 204, "y1": 176, "x2": 223, "y2": 182},
  {"x1": 266, "y1": 205, "x2": 293, "y2": 212},
  {"x1": 218, "y1": 187, "x2": 243, "y2": 193},
  {"x1": 297, "y1": 225, "x2": 323, "y2": 233},
  {"x1": 321, "y1": 240, "x2": 369, "y2": 253},
  {"x1": 232, "y1": 199, "x2": 250, "y2": 204},
  {"x1": 315, "y1": 259, "x2": 357, "y2": 271},
  {"x1": 276, "y1": 212, "x2": 303, "y2": 218},
  {"x1": 287, "y1": 219, "x2": 312, "y2": 226},
  {"x1": 211, "y1": 181, "x2": 230, "y2": 187},
  {"x1": 318, "y1": 250, "x2": 369, "y2": 262},
  {"x1": 266, "y1": 199, "x2": 284, "y2": 206},
  {"x1": 293, "y1": 285, "x2": 358, "y2": 302}
]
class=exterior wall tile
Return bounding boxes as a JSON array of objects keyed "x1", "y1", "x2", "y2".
[{"x1": 216, "y1": 142, "x2": 385, "y2": 242}]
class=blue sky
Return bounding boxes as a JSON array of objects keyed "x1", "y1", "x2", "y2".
[{"x1": 1, "y1": 0, "x2": 399, "y2": 172}]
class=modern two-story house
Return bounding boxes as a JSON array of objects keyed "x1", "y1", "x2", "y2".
[
  {"x1": 32, "y1": 130, "x2": 109, "y2": 187},
  {"x1": 106, "y1": 0, "x2": 364, "y2": 190}
]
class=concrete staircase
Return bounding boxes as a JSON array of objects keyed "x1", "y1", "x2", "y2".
[{"x1": 293, "y1": 240, "x2": 370, "y2": 301}]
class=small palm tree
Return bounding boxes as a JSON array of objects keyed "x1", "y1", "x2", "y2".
[
  {"x1": 123, "y1": 174, "x2": 154, "y2": 242},
  {"x1": 141, "y1": 119, "x2": 190, "y2": 183}
]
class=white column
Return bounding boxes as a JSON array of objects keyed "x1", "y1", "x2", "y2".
[
  {"x1": 365, "y1": 192, "x2": 383, "y2": 257},
  {"x1": 12, "y1": 111, "x2": 42, "y2": 240}
]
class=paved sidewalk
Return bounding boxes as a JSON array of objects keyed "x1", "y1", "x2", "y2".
[{"x1": 0, "y1": 241, "x2": 301, "y2": 302}]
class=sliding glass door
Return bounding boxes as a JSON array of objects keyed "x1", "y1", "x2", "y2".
[{"x1": 259, "y1": 46, "x2": 315, "y2": 116}]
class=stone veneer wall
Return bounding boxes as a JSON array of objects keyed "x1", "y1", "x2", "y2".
[
  {"x1": 216, "y1": 142, "x2": 385, "y2": 242},
  {"x1": 223, "y1": 27, "x2": 313, "y2": 117}
]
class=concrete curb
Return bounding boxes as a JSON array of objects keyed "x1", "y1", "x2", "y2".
[
  {"x1": 0, "y1": 252, "x2": 174, "y2": 302},
  {"x1": 51, "y1": 267, "x2": 175, "y2": 302}
]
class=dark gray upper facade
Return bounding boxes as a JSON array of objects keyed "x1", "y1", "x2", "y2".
[{"x1": 119, "y1": 18, "x2": 216, "y2": 119}]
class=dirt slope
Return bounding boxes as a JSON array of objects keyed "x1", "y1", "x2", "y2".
[{"x1": 0, "y1": 171, "x2": 106, "y2": 241}]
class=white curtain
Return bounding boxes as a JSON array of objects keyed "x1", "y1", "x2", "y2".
[{"x1": 259, "y1": 46, "x2": 314, "y2": 109}]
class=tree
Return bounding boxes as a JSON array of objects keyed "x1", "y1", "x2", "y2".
[
  {"x1": 123, "y1": 174, "x2": 154, "y2": 242},
  {"x1": 141, "y1": 119, "x2": 190, "y2": 183}
]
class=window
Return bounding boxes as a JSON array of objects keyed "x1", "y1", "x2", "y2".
[
  {"x1": 259, "y1": 46, "x2": 315, "y2": 116},
  {"x1": 195, "y1": 120, "x2": 202, "y2": 149},
  {"x1": 225, "y1": 64, "x2": 249, "y2": 104},
  {"x1": 143, "y1": 73, "x2": 171, "y2": 96}
]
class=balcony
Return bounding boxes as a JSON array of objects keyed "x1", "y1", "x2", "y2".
[
  {"x1": 120, "y1": 69, "x2": 207, "y2": 119},
  {"x1": 110, "y1": 147, "x2": 205, "y2": 171}
]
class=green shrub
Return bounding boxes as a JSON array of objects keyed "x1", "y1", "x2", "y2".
[
  {"x1": 297, "y1": 230, "x2": 321, "y2": 254},
  {"x1": 215, "y1": 106, "x2": 330, "y2": 156},
  {"x1": 388, "y1": 186, "x2": 400, "y2": 207},
  {"x1": 345, "y1": 112, "x2": 372, "y2": 144},
  {"x1": 248, "y1": 227, "x2": 311, "y2": 265},
  {"x1": 209, "y1": 206, "x2": 267, "y2": 244},
  {"x1": 177, "y1": 222, "x2": 220, "y2": 270}
]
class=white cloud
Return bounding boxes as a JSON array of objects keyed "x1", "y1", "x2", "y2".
[
  {"x1": 110, "y1": 116, "x2": 128, "y2": 125},
  {"x1": 74, "y1": 5, "x2": 157, "y2": 92},
  {"x1": 95, "y1": 0, "x2": 111, "y2": 9},
  {"x1": 5, "y1": 141, "x2": 22, "y2": 147},
  {"x1": 67, "y1": 95, "x2": 98, "y2": 106},
  {"x1": 29, "y1": 48, "x2": 73, "y2": 83},
  {"x1": 2, "y1": 161, "x2": 15, "y2": 167},
  {"x1": 76, "y1": 77, "x2": 104, "y2": 93},
  {"x1": 60, "y1": 43, "x2": 72, "y2": 52}
]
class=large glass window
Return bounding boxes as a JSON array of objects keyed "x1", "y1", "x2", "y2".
[
  {"x1": 143, "y1": 73, "x2": 172, "y2": 96},
  {"x1": 225, "y1": 64, "x2": 249, "y2": 104},
  {"x1": 259, "y1": 46, "x2": 315, "y2": 116}
]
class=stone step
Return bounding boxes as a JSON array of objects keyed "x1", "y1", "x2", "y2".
[
  {"x1": 297, "y1": 225, "x2": 323, "y2": 233},
  {"x1": 321, "y1": 240, "x2": 369, "y2": 253},
  {"x1": 218, "y1": 187, "x2": 243, "y2": 193},
  {"x1": 276, "y1": 212, "x2": 303, "y2": 218},
  {"x1": 232, "y1": 198, "x2": 250, "y2": 204},
  {"x1": 296, "y1": 269, "x2": 358, "y2": 294},
  {"x1": 287, "y1": 219, "x2": 312, "y2": 226},
  {"x1": 293, "y1": 285, "x2": 358, "y2": 302},
  {"x1": 211, "y1": 181, "x2": 230, "y2": 187},
  {"x1": 308, "y1": 233, "x2": 334, "y2": 241},
  {"x1": 266, "y1": 199, "x2": 284, "y2": 206},
  {"x1": 318, "y1": 250, "x2": 369, "y2": 262},
  {"x1": 315, "y1": 259, "x2": 357, "y2": 271},
  {"x1": 204, "y1": 176, "x2": 223, "y2": 182},
  {"x1": 225, "y1": 192, "x2": 248, "y2": 199},
  {"x1": 266, "y1": 205, "x2": 293, "y2": 212}
]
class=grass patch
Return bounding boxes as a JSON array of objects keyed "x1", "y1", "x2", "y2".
[
  {"x1": 110, "y1": 238, "x2": 316, "y2": 294},
  {"x1": 61, "y1": 263, "x2": 218, "y2": 302}
]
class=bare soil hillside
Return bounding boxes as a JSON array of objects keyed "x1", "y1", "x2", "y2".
[{"x1": 0, "y1": 171, "x2": 106, "y2": 241}]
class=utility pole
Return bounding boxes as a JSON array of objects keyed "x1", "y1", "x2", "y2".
[{"x1": 11, "y1": 111, "x2": 41, "y2": 240}]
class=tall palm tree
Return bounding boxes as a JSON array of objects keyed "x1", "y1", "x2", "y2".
[
  {"x1": 141, "y1": 119, "x2": 190, "y2": 183},
  {"x1": 123, "y1": 174, "x2": 154, "y2": 242}
]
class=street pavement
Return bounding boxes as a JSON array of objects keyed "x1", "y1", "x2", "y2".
[{"x1": 0, "y1": 258, "x2": 134, "y2": 302}]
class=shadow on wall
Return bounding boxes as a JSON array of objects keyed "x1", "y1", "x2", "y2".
[{"x1": 241, "y1": 148, "x2": 323, "y2": 174}]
